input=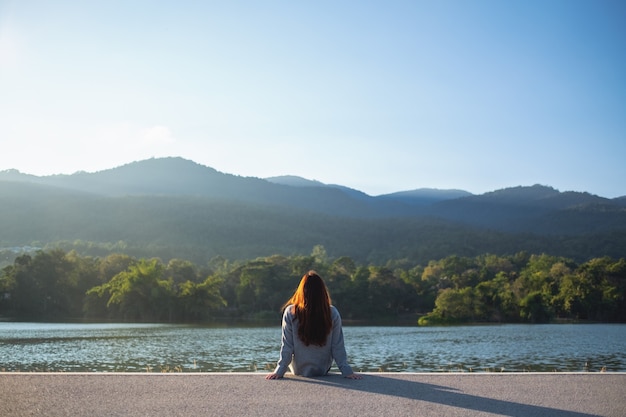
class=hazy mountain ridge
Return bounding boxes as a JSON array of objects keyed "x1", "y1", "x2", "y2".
[
  {"x1": 1, "y1": 157, "x2": 624, "y2": 264},
  {"x1": 427, "y1": 184, "x2": 625, "y2": 233},
  {"x1": 265, "y1": 175, "x2": 327, "y2": 188},
  {"x1": 2, "y1": 157, "x2": 624, "y2": 226},
  {"x1": 378, "y1": 188, "x2": 473, "y2": 206},
  {"x1": 1, "y1": 158, "x2": 392, "y2": 218},
  {"x1": 4, "y1": 157, "x2": 622, "y2": 200}
]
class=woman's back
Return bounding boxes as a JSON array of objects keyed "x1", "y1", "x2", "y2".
[
  {"x1": 266, "y1": 271, "x2": 361, "y2": 380},
  {"x1": 278, "y1": 304, "x2": 353, "y2": 377}
]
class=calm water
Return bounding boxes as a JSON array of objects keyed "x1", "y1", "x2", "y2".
[{"x1": 0, "y1": 323, "x2": 624, "y2": 373}]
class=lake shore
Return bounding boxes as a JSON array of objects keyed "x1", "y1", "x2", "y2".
[{"x1": 1, "y1": 372, "x2": 625, "y2": 417}]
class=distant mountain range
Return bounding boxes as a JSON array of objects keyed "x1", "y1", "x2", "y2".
[
  {"x1": 1, "y1": 157, "x2": 625, "y2": 264},
  {"x1": 0, "y1": 158, "x2": 473, "y2": 217}
]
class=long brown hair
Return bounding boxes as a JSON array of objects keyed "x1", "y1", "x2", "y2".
[{"x1": 283, "y1": 270, "x2": 332, "y2": 346}]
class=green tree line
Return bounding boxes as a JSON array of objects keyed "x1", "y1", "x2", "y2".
[{"x1": 0, "y1": 248, "x2": 624, "y2": 324}]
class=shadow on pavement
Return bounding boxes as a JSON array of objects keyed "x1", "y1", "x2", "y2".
[{"x1": 289, "y1": 374, "x2": 602, "y2": 417}]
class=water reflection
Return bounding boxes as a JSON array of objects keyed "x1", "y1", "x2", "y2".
[{"x1": 0, "y1": 323, "x2": 624, "y2": 373}]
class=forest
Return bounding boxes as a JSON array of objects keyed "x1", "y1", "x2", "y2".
[
  {"x1": 1, "y1": 247, "x2": 624, "y2": 324},
  {"x1": 2, "y1": 159, "x2": 626, "y2": 268}
]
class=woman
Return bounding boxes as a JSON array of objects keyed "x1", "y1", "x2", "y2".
[{"x1": 266, "y1": 270, "x2": 362, "y2": 379}]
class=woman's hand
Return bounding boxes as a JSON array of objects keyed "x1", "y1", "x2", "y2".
[
  {"x1": 344, "y1": 373, "x2": 363, "y2": 379},
  {"x1": 265, "y1": 373, "x2": 283, "y2": 380}
]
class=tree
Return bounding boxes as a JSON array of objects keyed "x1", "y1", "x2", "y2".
[
  {"x1": 0, "y1": 250, "x2": 84, "y2": 319},
  {"x1": 419, "y1": 287, "x2": 476, "y2": 324},
  {"x1": 326, "y1": 257, "x2": 356, "y2": 309},
  {"x1": 339, "y1": 266, "x2": 370, "y2": 319},
  {"x1": 311, "y1": 245, "x2": 328, "y2": 265},
  {"x1": 166, "y1": 259, "x2": 199, "y2": 284},
  {"x1": 177, "y1": 275, "x2": 226, "y2": 321},
  {"x1": 98, "y1": 253, "x2": 136, "y2": 283},
  {"x1": 88, "y1": 258, "x2": 171, "y2": 321},
  {"x1": 2, "y1": 247, "x2": 624, "y2": 324},
  {"x1": 366, "y1": 266, "x2": 417, "y2": 317},
  {"x1": 571, "y1": 257, "x2": 624, "y2": 321},
  {"x1": 234, "y1": 257, "x2": 293, "y2": 314},
  {"x1": 519, "y1": 291, "x2": 552, "y2": 323},
  {"x1": 474, "y1": 271, "x2": 518, "y2": 322}
]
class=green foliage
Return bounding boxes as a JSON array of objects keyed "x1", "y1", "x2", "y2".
[
  {"x1": 0, "y1": 249, "x2": 91, "y2": 319},
  {"x1": 2, "y1": 177, "x2": 626, "y2": 267},
  {"x1": 519, "y1": 291, "x2": 553, "y2": 323},
  {"x1": 432, "y1": 287, "x2": 476, "y2": 322},
  {"x1": 415, "y1": 253, "x2": 626, "y2": 325},
  {"x1": 1, "y1": 249, "x2": 624, "y2": 324}
]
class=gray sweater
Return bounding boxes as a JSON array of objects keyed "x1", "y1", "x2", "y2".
[{"x1": 273, "y1": 305, "x2": 354, "y2": 377}]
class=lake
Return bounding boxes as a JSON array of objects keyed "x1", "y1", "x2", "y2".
[{"x1": 1, "y1": 323, "x2": 625, "y2": 373}]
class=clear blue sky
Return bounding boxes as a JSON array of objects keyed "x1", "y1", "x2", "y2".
[{"x1": 1, "y1": 0, "x2": 624, "y2": 197}]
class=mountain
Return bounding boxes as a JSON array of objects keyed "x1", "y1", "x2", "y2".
[
  {"x1": 1, "y1": 157, "x2": 624, "y2": 264},
  {"x1": 265, "y1": 175, "x2": 376, "y2": 201},
  {"x1": 428, "y1": 185, "x2": 625, "y2": 234},
  {"x1": 378, "y1": 188, "x2": 472, "y2": 206},
  {"x1": 265, "y1": 175, "x2": 327, "y2": 188},
  {"x1": 2, "y1": 158, "x2": 419, "y2": 218},
  {"x1": 265, "y1": 174, "x2": 471, "y2": 207}
]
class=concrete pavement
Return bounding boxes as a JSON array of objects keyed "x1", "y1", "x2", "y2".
[{"x1": 1, "y1": 372, "x2": 625, "y2": 417}]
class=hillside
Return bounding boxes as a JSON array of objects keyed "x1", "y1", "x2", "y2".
[
  {"x1": 1, "y1": 157, "x2": 625, "y2": 265},
  {"x1": 428, "y1": 185, "x2": 625, "y2": 234},
  {"x1": 1, "y1": 158, "x2": 416, "y2": 218}
]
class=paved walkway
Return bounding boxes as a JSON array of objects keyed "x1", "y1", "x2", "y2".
[{"x1": 1, "y1": 372, "x2": 625, "y2": 417}]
